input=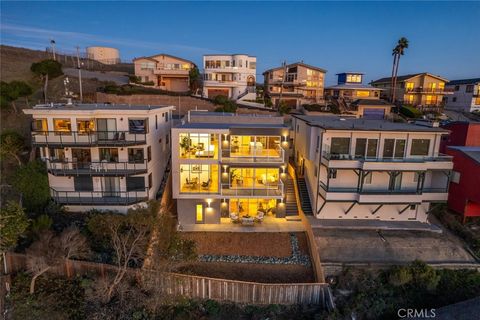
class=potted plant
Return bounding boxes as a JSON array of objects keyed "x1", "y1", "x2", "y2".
[{"x1": 179, "y1": 136, "x2": 190, "y2": 156}]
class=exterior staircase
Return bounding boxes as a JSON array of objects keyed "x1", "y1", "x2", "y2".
[
  {"x1": 285, "y1": 177, "x2": 298, "y2": 217},
  {"x1": 296, "y1": 177, "x2": 313, "y2": 216}
]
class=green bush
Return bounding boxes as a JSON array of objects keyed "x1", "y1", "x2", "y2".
[
  {"x1": 400, "y1": 105, "x2": 422, "y2": 118},
  {"x1": 388, "y1": 265, "x2": 413, "y2": 286},
  {"x1": 213, "y1": 95, "x2": 229, "y2": 105},
  {"x1": 278, "y1": 102, "x2": 292, "y2": 115}
]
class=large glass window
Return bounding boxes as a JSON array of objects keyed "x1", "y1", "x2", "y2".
[
  {"x1": 33, "y1": 119, "x2": 48, "y2": 132},
  {"x1": 229, "y1": 199, "x2": 277, "y2": 217},
  {"x1": 230, "y1": 135, "x2": 281, "y2": 158},
  {"x1": 126, "y1": 177, "x2": 145, "y2": 191},
  {"x1": 129, "y1": 119, "x2": 148, "y2": 133},
  {"x1": 354, "y1": 138, "x2": 377, "y2": 158},
  {"x1": 394, "y1": 140, "x2": 406, "y2": 158},
  {"x1": 74, "y1": 176, "x2": 93, "y2": 191},
  {"x1": 355, "y1": 138, "x2": 367, "y2": 158},
  {"x1": 128, "y1": 148, "x2": 144, "y2": 163},
  {"x1": 330, "y1": 137, "x2": 350, "y2": 156},
  {"x1": 411, "y1": 139, "x2": 430, "y2": 156},
  {"x1": 366, "y1": 139, "x2": 378, "y2": 158},
  {"x1": 77, "y1": 119, "x2": 95, "y2": 134},
  {"x1": 71, "y1": 149, "x2": 91, "y2": 168},
  {"x1": 179, "y1": 133, "x2": 218, "y2": 159},
  {"x1": 99, "y1": 148, "x2": 119, "y2": 162},
  {"x1": 48, "y1": 148, "x2": 65, "y2": 161},
  {"x1": 180, "y1": 164, "x2": 219, "y2": 193},
  {"x1": 229, "y1": 168, "x2": 279, "y2": 189},
  {"x1": 53, "y1": 119, "x2": 71, "y2": 134}
]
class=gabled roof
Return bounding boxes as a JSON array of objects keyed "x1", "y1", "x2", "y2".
[
  {"x1": 371, "y1": 73, "x2": 449, "y2": 84},
  {"x1": 447, "y1": 78, "x2": 480, "y2": 86},
  {"x1": 325, "y1": 83, "x2": 382, "y2": 90},
  {"x1": 133, "y1": 53, "x2": 195, "y2": 66},
  {"x1": 263, "y1": 62, "x2": 327, "y2": 74}
]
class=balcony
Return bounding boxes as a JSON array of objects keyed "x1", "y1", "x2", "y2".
[
  {"x1": 32, "y1": 131, "x2": 147, "y2": 147},
  {"x1": 321, "y1": 152, "x2": 453, "y2": 170},
  {"x1": 221, "y1": 181, "x2": 284, "y2": 198},
  {"x1": 46, "y1": 159, "x2": 148, "y2": 176},
  {"x1": 222, "y1": 147, "x2": 285, "y2": 163},
  {"x1": 405, "y1": 87, "x2": 449, "y2": 94},
  {"x1": 50, "y1": 188, "x2": 149, "y2": 206},
  {"x1": 153, "y1": 68, "x2": 189, "y2": 76}
]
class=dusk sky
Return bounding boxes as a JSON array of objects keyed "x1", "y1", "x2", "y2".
[{"x1": 1, "y1": 1, "x2": 479, "y2": 85}]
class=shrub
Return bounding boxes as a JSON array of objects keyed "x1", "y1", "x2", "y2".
[
  {"x1": 400, "y1": 105, "x2": 422, "y2": 118},
  {"x1": 278, "y1": 102, "x2": 292, "y2": 115},
  {"x1": 213, "y1": 95, "x2": 229, "y2": 105},
  {"x1": 388, "y1": 266, "x2": 413, "y2": 286}
]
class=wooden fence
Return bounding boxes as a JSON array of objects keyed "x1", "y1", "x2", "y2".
[
  {"x1": 2, "y1": 253, "x2": 333, "y2": 307},
  {"x1": 288, "y1": 163, "x2": 325, "y2": 283}
]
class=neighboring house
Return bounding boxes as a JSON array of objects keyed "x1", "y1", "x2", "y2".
[
  {"x1": 133, "y1": 54, "x2": 196, "y2": 92},
  {"x1": 444, "y1": 78, "x2": 480, "y2": 113},
  {"x1": 23, "y1": 103, "x2": 174, "y2": 213},
  {"x1": 371, "y1": 73, "x2": 449, "y2": 109},
  {"x1": 325, "y1": 72, "x2": 382, "y2": 101},
  {"x1": 202, "y1": 54, "x2": 257, "y2": 100},
  {"x1": 171, "y1": 111, "x2": 291, "y2": 226},
  {"x1": 263, "y1": 62, "x2": 326, "y2": 108},
  {"x1": 86, "y1": 46, "x2": 120, "y2": 65},
  {"x1": 291, "y1": 115, "x2": 453, "y2": 222},
  {"x1": 349, "y1": 99, "x2": 393, "y2": 119},
  {"x1": 445, "y1": 146, "x2": 480, "y2": 223},
  {"x1": 440, "y1": 121, "x2": 480, "y2": 153}
]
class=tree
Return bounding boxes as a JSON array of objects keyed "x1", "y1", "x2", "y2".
[
  {"x1": 11, "y1": 160, "x2": 50, "y2": 214},
  {"x1": 0, "y1": 130, "x2": 26, "y2": 166},
  {"x1": 87, "y1": 202, "x2": 159, "y2": 302},
  {"x1": 0, "y1": 81, "x2": 33, "y2": 113},
  {"x1": 390, "y1": 37, "x2": 409, "y2": 104},
  {"x1": 189, "y1": 66, "x2": 201, "y2": 92},
  {"x1": 26, "y1": 227, "x2": 88, "y2": 294},
  {"x1": 30, "y1": 59, "x2": 63, "y2": 104},
  {"x1": 278, "y1": 101, "x2": 292, "y2": 115},
  {"x1": 0, "y1": 201, "x2": 29, "y2": 255}
]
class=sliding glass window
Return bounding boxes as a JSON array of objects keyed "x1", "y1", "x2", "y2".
[
  {"x1": 179, "y1": 133, "x2": 218, "y2": 159},
  {"x1": 230, "y1": 135, "x2": 281, "y2": 158},
  {"x1": 180, "y1": 164, "x2": 218, "y2": 193}
]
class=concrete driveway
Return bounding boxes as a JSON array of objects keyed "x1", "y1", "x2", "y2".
[{"x1": 315, "y1": 229, "x2": 476, "y2": 263}]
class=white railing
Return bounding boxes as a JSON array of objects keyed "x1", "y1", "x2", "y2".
[{"x1": 220, "y1": 180, "x2": 284, "y2": 197}]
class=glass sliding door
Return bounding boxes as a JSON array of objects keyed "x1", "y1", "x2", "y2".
[
  {"x1": 97, "y1": 118, "x2": 117, "y2": 141},
  {"x1": 103, "y1": 177, "x2": 120, "y2": 197}
]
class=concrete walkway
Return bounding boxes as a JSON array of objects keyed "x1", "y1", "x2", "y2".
[
  {"x1": 308, "y1": 217, "x2": 442, "y2": 233},
  {"x1": 179, "y1": 217, "x2": 305, "y2": 233}
]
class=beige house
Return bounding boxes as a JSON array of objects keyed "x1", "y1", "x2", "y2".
[
  {"x1": 292, "y1": 115, "x2": 452, "y2": 222},
  {"x1": 133, "y1": 54, "x2": 196, "y2": 92},
  {"x1": 371, "y1": 73, "x2": 449, "y2": 109},
  {"x1": 263, "y1": 62, "x2": 326, "y2": 108},
  {"x1": 23, "y1": 103, "x2": 174, "y2": 213},
  {"x1": 325, "y1": 72, "x2": 382, "y2": 101}
]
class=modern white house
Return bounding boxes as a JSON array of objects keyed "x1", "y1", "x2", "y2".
[
  {"x1": 23, "y1": 103, "x2": 174, "y2": 213},
  {"x1": 202, "y1": 54, "x2": 257, "y2": 101},
  {"x1": 291, "y1": 115, "x2": 453, "y2": 222},
  {"x1": 444, "y1": 78, "x2": 480, "y2": 113},
  {"x1": 171, "y1": 111, "x2": 293, "y2": 227}
]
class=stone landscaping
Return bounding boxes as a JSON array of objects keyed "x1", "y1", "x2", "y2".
[{"x1": 199, "y1": 233, "x2": 311, "y2": 267}]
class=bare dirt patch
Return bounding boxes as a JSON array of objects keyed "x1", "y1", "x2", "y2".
[
  {"x1": 181, "y1": 232, "x2": 309, "y2": 258},
  {"x1": 180, "y1": 262, "x2": 314, "y2": 283}
]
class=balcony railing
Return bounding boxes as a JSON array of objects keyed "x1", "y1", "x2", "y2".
[
  {"x1": 32, "y1": 131, "x2": 147, "y2": 147},
  {"x1": 322, "y1": 151, "x2": 452, "y2": 163},
  {"x1": 405, "y1": 87, "x2": 448, "y2": 94},
  {"x1": 222, "y1": 147, "x2": 285, "y2": 163},
  {"x1": 50, "y1": 188, "x2": 149, "y2": 206},
  {"x1": 220, "y1": 181, "x2": 284, "y2": 197},
  {"x1": 46, "y1": 159, "x2": 148, "y2": 176},
  {"x1": 319, "y1": 181, "x2": 448, "y2": 195}
]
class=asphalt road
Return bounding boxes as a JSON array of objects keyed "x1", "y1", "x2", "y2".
[
  {"x1": 63, "y1": 68, "x2": 129, "y2": 85},
  {"x1": 315, "y1": 229, "x2": 475, "y2": 263}
]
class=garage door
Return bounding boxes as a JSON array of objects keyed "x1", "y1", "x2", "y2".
[
  {"x1": 208, "y1": 89, "x2": 229, "y2": 99},
  {"x1": 363, "y1": 108, "x2": 385, "y2": 119}
]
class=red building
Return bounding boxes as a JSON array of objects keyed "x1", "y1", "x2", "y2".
[
  {"x1": 440, "y1": 122, "x2": 480, "y2": 153},
  {"x1": 446, "y1": 146, "x2": 480, "y2": 222}
]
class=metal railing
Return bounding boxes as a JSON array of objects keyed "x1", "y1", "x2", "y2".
[
  {"x1": 405, "y1": 87, "x2": 448, "y2": 94},
  {"x1": 50, "y1": 188, "x2": 149, "y2": 205},
  {"x1": 46, "y1": 159, "x2": 148, "y2": 176},
  {"x1": 32, "y1": 131, "x2": 147, "y2": 147},
  {"x1": 322, "y1": 151, "x2": 452, "y2": 163},
  {"x1": 220, "y1": 180, "x2": 284, "y2": 197},
  {"x1": 319, "y1": 181, "x2": 448, "y2": 195}
]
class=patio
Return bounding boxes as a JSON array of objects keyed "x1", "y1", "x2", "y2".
[{"x1": 179, "y1": 216, "x2": 305, "y2": 232}]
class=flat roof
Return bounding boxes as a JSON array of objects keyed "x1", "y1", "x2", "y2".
[
  {"x1": 447, "y1": 146, "x2": 480, "y2": 164},
  {"x1": 26, "y1": 103, "x2": 173, "y2": 111},
  {"x1": 174, "y1": 122, "x2": 287, "y2": 129},
  {"x1": 447, "y1": 78, "x2": 480, "y2": 86},
  {"x1": 325, "y1": 84, "x2": 382, "y2": 90},
  {"x1": 292, "y1": 115, "x2": 449, "y2": 133}
]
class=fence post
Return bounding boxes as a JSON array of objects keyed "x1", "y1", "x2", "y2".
[{"x1": 65, "y1": 259, "x2": 71, "y2": 278}]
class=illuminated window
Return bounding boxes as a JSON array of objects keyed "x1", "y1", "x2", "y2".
[
  {"x1": 438, "y1": 82, "x2": 445, "y2": 90},
  {"x1": 405, "y1": 82, "x2": 414, "y2": 91},
  {"x1": 179, "y1": 133, "x2": 218, "y2": 159},
  {"x1": 346, "y1": 74, "x2": 362, "y2": 83},
  {"x1": 356, "y1": 91, "x2": 370, "y2": 97},
  {"x1": 426, "y1": 95, "x2": 433, "y2": 104},
  {"x1": 229, "y1": 198, "x2": 277, "y2": 217},
  {"x1": 53, "y1": 119, "x2": 71, "y2": 134},
  {"x1": 180, "y1": 164, "x2": 219, "y2": 193},
  {"x1": 407, "y1": 95, "x2": 414, "y2": 104},
  {"x1": 33, "y1": 119, "x2": 48, "y2": 132},
  {"x1": 196, "y1": 204, "x2": 204, "y2": 223},
  {"x1": 77, "y1": 119, "x2": 95, "y2": 134},
  {"x1": 306, "y1": 81, "x2": 319, "y2": 87},
  {"x1": 182, "y1": 63, "x2": 190, "y2": 70}
]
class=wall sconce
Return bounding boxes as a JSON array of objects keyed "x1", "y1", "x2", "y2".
[
  {"x1": 120, "y1": 118, "x2": 123, "y2": 121},
  {"x1": 65, "y1": 148, "x2": 69, "y2": 151},
  {"x1": 281, "y1": 165, "x2": 286, "y2": 173},
  {"x1": 206, "y1": 199, "x2": 212, "y2": 208},
  {"x1": 222, "y1": 165, "x2": 228, "y2": 173}
]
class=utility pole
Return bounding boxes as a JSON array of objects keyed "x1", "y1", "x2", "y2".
[
  {"x1": 276, "y1": 60, "x2": 287, "y2": 110},
  {"x1": 76, "y1": 46, "x2": 83, "y2": 102},
  {"x1": 50, "y1": 39, "x2": 56, "y2": 60}
]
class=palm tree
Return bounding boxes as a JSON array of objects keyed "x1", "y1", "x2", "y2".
[{"x1": 391, "y1": 37, "x2": 409, "y2": 104}]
